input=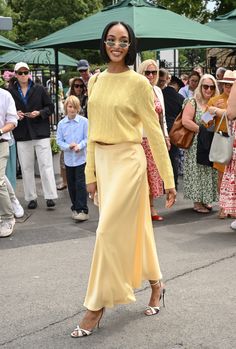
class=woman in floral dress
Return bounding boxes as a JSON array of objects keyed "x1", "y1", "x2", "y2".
[
  {"x1": 224, "y1": 80, "x2": 236, "y2": 229},
  {"x1": 182, "y1": 74, "x2": 219, "y2": 213},
  {"x1": 219, "y1": 121, "x2": 236, "y2": 217},
  {"x1": 138, "y1": 60, "x2": 170, "y2": 221}
]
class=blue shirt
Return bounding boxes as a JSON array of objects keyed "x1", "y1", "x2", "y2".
[
  {"x1": 56, "y1": 114, "x2": 88, "y2": 167},
  {"x1": 178, "y1": 85, "x2": 193, "y2": 99}
]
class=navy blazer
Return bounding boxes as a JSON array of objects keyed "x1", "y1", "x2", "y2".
[{"x1": 9, "y1": 80, "x2": 54, "y2": 141}]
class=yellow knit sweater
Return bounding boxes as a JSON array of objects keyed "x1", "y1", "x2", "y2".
[{"x1": 85, "y1": 69, "x2": 174, "y2": 189}]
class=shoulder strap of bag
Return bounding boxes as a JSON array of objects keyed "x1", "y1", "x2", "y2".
[
  {"x1": 191, "y1": 97, "x2": 197, "y2": 114},
  {"x1": 215, "y1": 112, "x2": 230, "y2": 135}
]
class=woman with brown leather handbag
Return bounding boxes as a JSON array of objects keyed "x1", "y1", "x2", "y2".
[{"x1": 182, "y1": 74, "x2": 219, "y2": 213}]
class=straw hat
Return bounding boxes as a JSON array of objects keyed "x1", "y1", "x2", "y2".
[{"x1": 218, "y1": 70, "x2": 236, "y2": 83}]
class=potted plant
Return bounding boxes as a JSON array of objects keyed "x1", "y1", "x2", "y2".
[
  {"x1": 50, "y1": 135, "x2": 61, "y2": 175},
  {"x1": 50, "y1": 136, "x2": 60, "y2": 155}
]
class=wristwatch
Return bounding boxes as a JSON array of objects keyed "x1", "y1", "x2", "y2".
[{"x1": 0, "y1": 129, "x2": 4, "y2": 136}]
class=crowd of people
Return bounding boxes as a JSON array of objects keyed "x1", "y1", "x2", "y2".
[{"x1": 1, "y1": 20, "x2": 236, "y2": 338}]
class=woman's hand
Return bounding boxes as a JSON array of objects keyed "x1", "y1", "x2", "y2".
[
  {"x1": 165, "y1": 188, "x2": 177, "y2": 208},
  {"x1": 87, "y1": 182, "x2": 97, "y2": 199},
  {"x1": 208, "y1": 106, "x2": 217, "y2": 115},
  {"x1": 215, "y1": 99, "x2": 224, "y2": 108}
]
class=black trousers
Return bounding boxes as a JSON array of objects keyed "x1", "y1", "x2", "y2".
[
  {"x1": 65, "y1": 163, "x2": 88, "y2": 213},
  {"x1": 169, "y1": 144, "x2": 180, "y2": 191}
]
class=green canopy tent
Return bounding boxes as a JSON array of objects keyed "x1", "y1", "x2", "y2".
[
  {"x1": 26, "y1": 0, "x2": 236, "y2": 51},
  {"x1": 206, "y1": 9, "x2": 236, "y2": 37},
  {"x1": 25, "y1": 0, "x2": 236, "y2": 119},
  {"x1": 206, "y1": 9, "x2": 236, "y2": 68},
  {"x1": 0, "y1": 34, "x2": 23, "y2": 50},
  {"x1": 0, "y1": 48, "x2": 78, "y2": 66}
]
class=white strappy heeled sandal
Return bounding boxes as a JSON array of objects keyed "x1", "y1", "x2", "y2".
[
  {"x1": 145, "y1": 280, "x2": 166, "y2": 316},
  {"x1": 71, "y1": 325, "x2": 93, "y2": 338},
  {"x1": 71, "y1": 308, "x2": 104, "y2": 338}
]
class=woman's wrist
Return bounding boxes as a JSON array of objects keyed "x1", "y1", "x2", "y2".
[{"x1": 213, "y1": 108, "x2": 217, "y2": 116}]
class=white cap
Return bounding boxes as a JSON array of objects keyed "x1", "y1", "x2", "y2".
[{"x1": 14, "y1": 62, "x2": 30, "y2": 72}]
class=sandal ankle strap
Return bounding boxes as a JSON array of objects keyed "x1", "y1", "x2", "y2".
[{"x1": 150, "y1": 280, "x2": 161, "y2": 287}]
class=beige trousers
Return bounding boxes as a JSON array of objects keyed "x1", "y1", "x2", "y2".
[{"x1": 17, "y1": 138, "x2": 58, "y2": 201}]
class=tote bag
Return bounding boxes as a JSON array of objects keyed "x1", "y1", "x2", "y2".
[
  {"x1": 209, "y1": 113, "x2": 234, "y2": 165},
  {"x1": 169, "y1": 99, "x2": 197, "y2": 149}
]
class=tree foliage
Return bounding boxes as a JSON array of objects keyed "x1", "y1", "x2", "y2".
[
  {"x1": 153, "y1": 0, "x2": 211, "y2": 23},
  {"x1": 212, "y1": 0, "x2": 236, "y2": 17},
  {"x1": 5, "y1": 0, "x2": 103, "y2": 44}
]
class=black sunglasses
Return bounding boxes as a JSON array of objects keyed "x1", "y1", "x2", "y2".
[
  {"x1": 202, "y1": 84, "x2": 215, "y2": 91},
  {"x1": 144, "y1": 70, "x2": 157, "y2": 76},
  {"x1": 79, "y1": 69, "x2": 88, "y2": 73},
  {"x1": 74, "y1": 84, "x2": 84, "y2": 88},
  {"x1": 17, "y1": 71, "x2": 29, "y2": 76}
]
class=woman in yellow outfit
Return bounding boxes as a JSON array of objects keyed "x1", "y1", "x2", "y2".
[
  {"x1": 208, "y1": 70, "x2": 235, "y2": 218},
  {"x1": 70, "y1": 21, "x2": 176, "y2": 338}
]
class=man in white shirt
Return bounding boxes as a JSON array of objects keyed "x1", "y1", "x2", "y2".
[{"x1": 0, "y1": 88, "x2": 18, "y2": 237}]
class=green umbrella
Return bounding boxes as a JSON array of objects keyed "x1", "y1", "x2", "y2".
[
  {"x1": 26, "y1": 0, "x2": 236, "y2": 51},
  {"x1": 206, "y1": 10, "x2": 236, "y2": 67},
  {"x1": 0, "y1": 34, "x2": 23, "y2": 50},
  {"x1": 0, "y1": 48, "x2": 78, "y2": 66},
  {"x1": 206, "y1": 9, "x2": 236, "y2": 37}
]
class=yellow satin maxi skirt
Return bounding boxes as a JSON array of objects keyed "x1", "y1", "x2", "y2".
[{"x1": 84, "y1": 143, "x2": 162, "y2": 311}]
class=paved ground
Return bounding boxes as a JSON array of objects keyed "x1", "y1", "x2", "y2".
[{"x1": 0, "y1": 177, "x2": 236, "y2": 349}]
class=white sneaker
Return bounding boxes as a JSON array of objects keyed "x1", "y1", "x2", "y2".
[
  {"x1": 71, "y1": 210, "x2": 77, "y2": 220},
  {"x1": 11, "y1": 197, "x2": 24, "y2": 218},
  {"x1": 0, "y1": 218, "x2": 15, "y2": 237},
  {"x1": 74, "y1": 211, "x2": 89, "y2": 222},
  {"x1": 230, "y1": 220, "x2": 236, "y2": 230}
]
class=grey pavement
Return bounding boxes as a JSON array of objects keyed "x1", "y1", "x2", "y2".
[{"x1": 0, "y1": 177, "x2": 236, "y2": 349}]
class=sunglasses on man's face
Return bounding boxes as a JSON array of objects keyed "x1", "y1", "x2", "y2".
[
  {"x1": 144, "y1": 70, "x2": 158, "y2": 76},
  {"x1": 224, "y1": 83, "x2": 232, "y2": 88},
  {"x1": 104, "y1": 40, "x2": 130, "y2": 48},
  {"x1": 79, "y1": 69, "x2": 88, "y2": 73},
  {"x1": 17, "y1": 71, "x2": 29, "y2": 76},
  {"x1": 202, "y1": 84, "x2": 215, "y2": 91},
  {"x1": 74, "y1": 84, "x2": 84, "y2": 88}
]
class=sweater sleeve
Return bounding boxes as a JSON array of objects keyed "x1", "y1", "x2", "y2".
[
  {"x1": 85, "y1": 76, "x2": 97, "y2": 184},
  {"x1": 137, "y1": 80, "x2": 175, "y2": 189}
]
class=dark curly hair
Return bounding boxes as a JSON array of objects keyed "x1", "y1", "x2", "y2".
[{"x1": 100, "y1": 21, "x2": 137, "y2": 66}]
